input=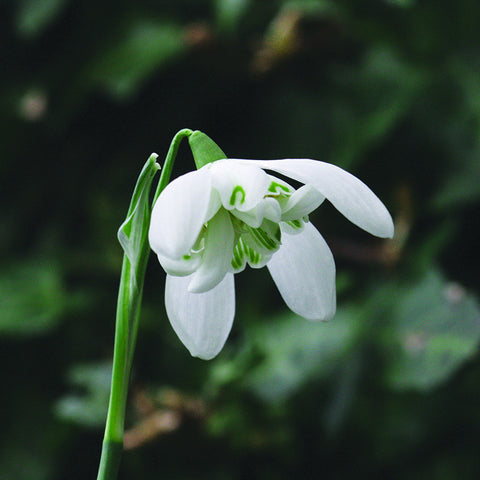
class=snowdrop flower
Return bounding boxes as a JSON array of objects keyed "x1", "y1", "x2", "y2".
[{"x1": 149, "y1": 157, "x2": 394, "y2": 359}]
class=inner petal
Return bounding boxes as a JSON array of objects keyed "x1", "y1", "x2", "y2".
[
  {"x1": 156, "y1": 250, "x2": 203, "y2": 277},
  {"x1": 281, "y1": 184, "x2": 325, "y2": 221},
  {"x1": 241, "y1": 219, "x2": 282, "y2": 255},
  {"x1": 231, "y1": 237, "x2": 271, "y2": 273},
  {"x1": 231, "y1": 197, "x2": 282, "y2": 228},
  {"x1": 210, "y1": 160, "x2": 271, "y2": 212}
]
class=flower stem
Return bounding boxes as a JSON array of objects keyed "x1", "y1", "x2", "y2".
[
  {"x1": 153, "y1": 128, "x2": 193, "y2": 204},
  {"x1": 96, "y1": 129, "x2": 193, "y2": 480}
]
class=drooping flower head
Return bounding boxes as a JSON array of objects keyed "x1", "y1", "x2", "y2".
[{"x1": 149, "y1": 131, "x2": 394, "y2": 359}]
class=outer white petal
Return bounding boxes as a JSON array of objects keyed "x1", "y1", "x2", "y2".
[
  {"x1": 165, "y1": 273, "x2": 235, "y2": 360},
  {"x1": 234, "y1": 158, "x2": 394, "y2": 238},
  {"x1": 210, "y1": 160, "x2": 270, "y2": 212},
  {"x1": 149, "y1": 168, "x2": 216, "y2": 259},
  {"x1": 267, "y1": 222, "x2": 336, "y2": 320},
  {"x1": 188, "y1": 209, "x2": 235, "y2": 293}
]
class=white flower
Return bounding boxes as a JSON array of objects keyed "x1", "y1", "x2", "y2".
[{"x1": 149, "y1": 158, "x2": 394, "y2": 360}]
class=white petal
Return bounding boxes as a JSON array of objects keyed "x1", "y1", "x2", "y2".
[
  {"x1": 265, "y1": 174, "x2": 294, "y2": 196},
  {"x1": 149, "y1": 168, "x2": 216, "y2": 259},
  {"x1": 281, "y1": 184, "x2": 325, "y2": 221},
  {"x1": 280, "y1": 218, "x2": 306, "y2": 235},
  {"x1": 232, "y1": 197, "x2": 282, "y2": 228},
  {"x1": 165, "y1": 273, "x2": 235, "y2": 360},
  {"x1": 267, "y1": 222, "x2": 336, "y2": 320},
  {"x1": 210, "y1": 160, "x2": 270, "y2": 212},
  {"x1": 188, "y1": 209, "x2": 235, "y2": 293},
  {"x1": 234, "y1": 159, "x2": 394, "y2": 238},
  {"x1": 156, "y1": 251, "x2": 202, "y2": 277}
]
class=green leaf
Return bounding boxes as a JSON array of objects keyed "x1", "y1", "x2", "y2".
[
  {"x1": 0, "y1": 259, "x2": 66, "y2": 336},
  {"x1": 55, "y1": 362, "x2": 111, "y2": 427},
  {"x1": 383, "y1": 0, "x2": 415, "y2": 7},
  {"x1": 16, "y1": 0, "x2": 68, "y2": 38},
  {"x1": 89, "y1": 21, "x2": 187, "y2": 98},
  {"x1": 381, "y1": 269, "x2": 480, "y2": 390},
  {"x1": 432, "y1": 151, "x2": 480, "y2": 209},
  {"x1": 215, "y1": 0, "x2": 251, "y2": 31},
  {"x1": 244, "y1": 309, "x2": 361, "y2": 402},
  {"x1": 284, "y1": 0, "x2": 339, "y2": 16},
  {"x1": 329, "y1": 47, "x2": 427, "y2": 169}
]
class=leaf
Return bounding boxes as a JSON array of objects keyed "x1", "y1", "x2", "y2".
[
  {"x1": 383, "y1": 0, "x2": 415, "y2": 7},
  {"x1": 329, "y1": 47, "x2": 427, "y2": 169},
  {"x1": 0, "y1": 259, "x2": 66, "y2": 336},
  {"x1": 215, "y1": 0, "x2": 251, "y2": 31},
  {"x1": 55, "y1": 362, "x2": 112, "y2": 427},
  {"x1": 16, "y1": 0, "x2": 68, "y2": 38},
  {"x1": 381, "y1": 269, "x2": 480, "y2": 390},
  {"x1": 244, "y1": 309, "x2": 361, "y2": 402},
  {"x1": 89, "y1": 21, "x2": 187, "y2": 98},
  {"x1": 431, "y1": 150, "x2": 480, "y2": 209}
]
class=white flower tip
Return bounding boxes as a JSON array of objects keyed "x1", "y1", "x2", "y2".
[
  {"x1": 387, "y1": 218, "x2": 395, "y2": 239},
  {"x1": 186, "y1": 267, "x2": 229, "y2": 293},
  {"x1": 188, "y1": 346, "x2": 219, "y2": 361},
  {"x1": 356, "y1": 199, "x2": 394, "y2": 239},
  {"x1": 377, "y1": 213, "x2": 395, "y2": 239},
  {"x1": 321, "y1": 307, "x2": 336, "y2": 322},
  {"x1": 302, "y1": 299, "x2": 336, "y2": 322},
  {"x1": 186, "y1": 278, "x2": 216, "y2": 294}
]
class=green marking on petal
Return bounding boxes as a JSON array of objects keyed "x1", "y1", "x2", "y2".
[
  {"x1": 231, "y1": 240, "x2": 243, "y2": 269},
  {"x1": 230, "y1": 185, "x2": 246, "y2": 206},
  {"x1": 231, "y1": 237, "x2": 267, "y2": 271},
  {"x1": 244, "y1": 220, "x2": 281, "y2": 252},
  {"x1": 182, "y1": 254, "x2": 191, "y2": 260},
  {"x1": 274, "y1": 226, "x2": 281, "y2": 241},
  {"x1": 252, "y1": 227, "x2": 276, "y2": 249},
  {"x1": 231, "y1": 238, "x2": 246, "y2": 271},
  {"x1": 286, "y1": 219, "x2": 303, "y2": 230},
  {"x1": 247, "y1": 246, "x2": 261, "y2": 266},
  {"x1": 268, "y1": 181, "x2": 291, "y2": 195},
  {"x1": 281, "y1": 218, "x2": 307, "y2": 235}
]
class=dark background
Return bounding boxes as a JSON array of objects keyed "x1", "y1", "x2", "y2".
[{"x1": 1, "y1": 0, "x2": 480, "y2": 478}]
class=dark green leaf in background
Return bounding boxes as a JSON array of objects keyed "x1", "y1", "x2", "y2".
[
  {"x1": 244, "y1": 309, "x2": 361, "y2": 402},
  {"x1": 55, "y1": 362, "x2": 111, "y2": 427},
  {"x1": 0, "y1": 259, "x2": 66, "y2": 336},
  {"x1": 88, "y1": 20, "x2": 187, "y2": 98},
  {"x1": 15, "y1": 0, "x2": 69, "y2": 38},
  {"x1": 381, "y1": 269, "x2": 480, "y2": 390}
]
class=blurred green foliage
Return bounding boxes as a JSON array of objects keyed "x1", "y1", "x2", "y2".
[{"x1": 1, "y1": 0, "x2": 480, "y2": 478}]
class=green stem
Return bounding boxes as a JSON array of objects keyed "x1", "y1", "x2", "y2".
[
  {"x1": 153, "y1": 128, "x2": 192, "y2": 204},
  {"x1": 96, "y1": 129, "x2": 192, "y2": 480}
]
